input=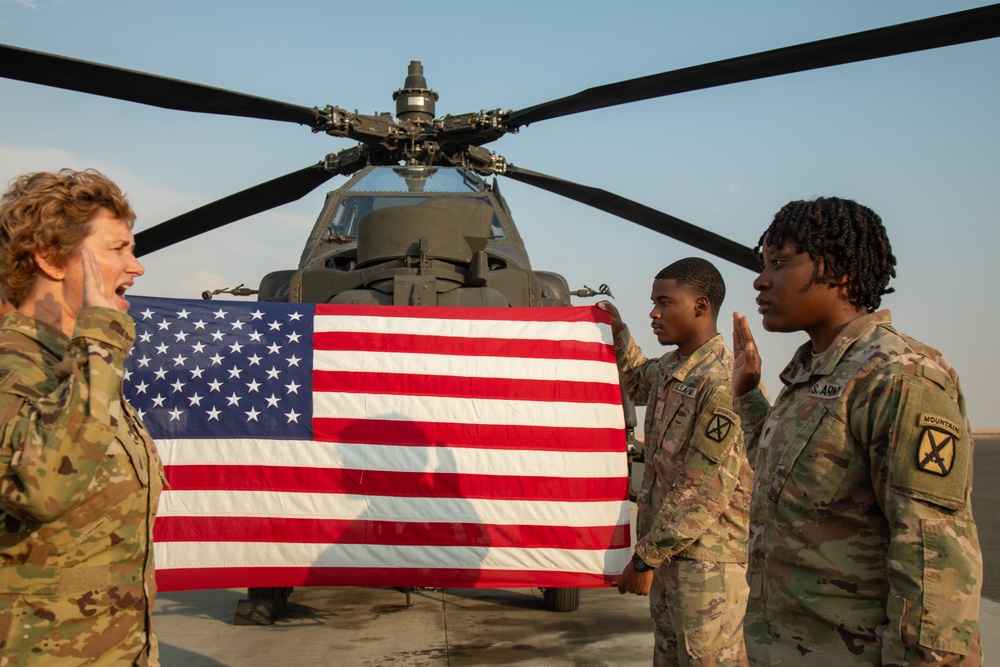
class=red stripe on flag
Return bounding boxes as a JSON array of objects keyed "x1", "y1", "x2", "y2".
[
  {"x1": 315, "y1": 303, "x2": 612, "y2": 325},
  {"x1": 154, "y1": 516, "x2": 631, "y2": 549},
  {"x1": 163, "y1": 465, "x2": 629, "y2": 501},
  {"x1": 313, "y1": 331, "x2": 614, "y2": 362},
  {"x1": 156, "y1": 566, "x2": 619, "y2": 592},
  {"x1": 312, "y1": 370, "x2": 621, "y2": 403},
  {"x1": 312, "y1": 418, "x2": 624, "y2": 452}
]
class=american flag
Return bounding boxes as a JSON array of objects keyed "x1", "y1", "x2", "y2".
[{"x1": 124, "y1": 295, "x2": 631, "y2": 592}]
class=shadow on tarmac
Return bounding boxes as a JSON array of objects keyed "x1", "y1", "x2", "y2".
[{"x1": 153, "y1": 585, "x2": 653, "y2": 666}]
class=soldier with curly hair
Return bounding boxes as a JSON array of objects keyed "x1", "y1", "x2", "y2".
[
  {"x1": 733, "y1": 197, "x2": 982, "y2": 665},
  {"x1": 0, "y1": 169, "x2": 163, "y2": 666}
]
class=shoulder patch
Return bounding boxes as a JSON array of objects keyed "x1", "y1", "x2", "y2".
[
  {"x1": 918, "y1": 413, "x2": 962, "y2": 439},
  {"x1": 692, "y1": 404, "x2": 740, "y2": 462},
  {"x1": 891, "y1": 383, "x2": 970, "y2": 510},
  {"x1": 713, "y1": 406, "x2": 738, "y2": 423},
  {"x1": 705, "y1": 407, "x2": 735, "y2": 443},
  {"x1": 673, "y1": 383, "x2": 696, "y2": 398},
  {"x1": 917, "y1": 426, "x2": 956, "y2": 477},
  {"x1": 916, "y1": 414, "x2": 962, "y2": 477}
]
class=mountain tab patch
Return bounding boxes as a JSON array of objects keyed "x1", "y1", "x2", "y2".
[{"x1": 916, "y1": 413, "x2": 962, "y2": 477}]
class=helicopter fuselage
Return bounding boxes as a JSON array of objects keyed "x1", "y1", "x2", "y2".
[{"x1": 260, "y1": 165, "x2": 573, "y2": 309}]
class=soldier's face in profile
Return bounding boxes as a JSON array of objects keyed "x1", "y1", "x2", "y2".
[
  {"x1": 648, "y1": 278, "x2": 701, "y2": 348},
  {"x1": 61, "y1": 209, "x2": 145, "y2": 315},
  {"x1": 752, "y1": 237, "x2": 841, "y2": 335}
]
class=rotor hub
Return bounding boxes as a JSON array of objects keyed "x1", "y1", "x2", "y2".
[{"x1": 393, "y1": 60, "x2": 438, "y2": 124}]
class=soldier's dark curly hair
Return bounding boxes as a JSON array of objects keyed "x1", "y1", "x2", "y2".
[
  {"x1": 755, "y1": 197, "x2": 896, "y2": 312},
  {"x1": 655, "y1": 257, "x2": 725, "y2": 315}
]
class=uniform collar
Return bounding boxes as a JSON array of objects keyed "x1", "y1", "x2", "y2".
[
  {"x1": 781, "y1": 310, "x2": 892, "y2": 385},
  {"x1": 2, "y1": 310, "x2": 70, "y2": 357},
  {"x1": 668, "y1": 333, "x2": 725, "y2": 383}
]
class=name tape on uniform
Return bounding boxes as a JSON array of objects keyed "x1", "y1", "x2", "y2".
[
  {"x1": 808, "y1": 381, "x2": 844, "y2": 399},
  {"x1": 673, "y1": 384, "x2": 696, "y2": 398}
]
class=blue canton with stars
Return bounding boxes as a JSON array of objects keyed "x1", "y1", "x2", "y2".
[{"x1": 123, "y1": 295, "x2": 314, "y2": 440}]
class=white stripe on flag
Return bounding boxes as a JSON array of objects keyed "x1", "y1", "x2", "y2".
[
  {"x1": 312, "y1": 393, "x2": 626, "y2": 428},
  {"x1": 159, "y1": 490, "x2": 630, "y2": 527},
  {"x1": 157, "y1": 439, "x2": 627, "y2": 478},
  {"x1": 314, "y1": 315, "x2": 613, "y2": 344},
  {"x1": 314, "y1": 349, "x2": 621, "y2": 383},
  {"x1": 155, "y1": 541, "x2": 631, "y2": 574}
]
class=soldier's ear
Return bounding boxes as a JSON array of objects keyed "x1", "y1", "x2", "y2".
[
  {"x1": 34, "y1": 249, "x2": 65, "y2": 281},
  {"x1": 694, "y1": 295, "x2": 710, "y2": 318}
]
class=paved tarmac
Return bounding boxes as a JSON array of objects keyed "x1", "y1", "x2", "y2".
[
  {"x1": 152, "y1": 436, "x2": 1000, "y2": 666},
  {"x1": 155, "y1": 585, "x2": 654, "y2": 666},
  {"x1": 972, "y1": 438, "x2": 1000, "y2": 600}
]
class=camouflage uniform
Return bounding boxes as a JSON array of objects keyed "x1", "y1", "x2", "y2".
[
  {"x1": 734, "y1": 310, "x2": 982, "y2": 666},
  {"x1": 617, "y1": 329, "x2": 752, "y2": 666},
  {"x1": 0, "y1": 307, "x2": 164, "y2": 666}
]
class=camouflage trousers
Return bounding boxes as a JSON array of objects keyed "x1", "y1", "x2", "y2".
[
  {"x1": 650, "y1": 558, "x2": 749, "y2": 667},
  {"x1": 0, "y1": 590, "x2": 157, "y2": 666}
]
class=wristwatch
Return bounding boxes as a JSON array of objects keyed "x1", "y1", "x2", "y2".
[{"x1": 631, "y1": 553, "x2": 654, "y2": 572}]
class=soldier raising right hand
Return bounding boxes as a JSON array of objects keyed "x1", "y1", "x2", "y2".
[{"x1": 733, "y1": 197, "x2": 982, "y2": 666}]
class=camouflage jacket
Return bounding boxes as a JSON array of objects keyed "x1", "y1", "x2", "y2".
[
  {"x1": 616, "y1": 330, "x2": 752, "y2": 566},
  {"x1": 0, "y1": 307, "x2": 164, "y2": 666},
  {"x1": 735, "y1": 310, "x2": 982, "y2": 666}
]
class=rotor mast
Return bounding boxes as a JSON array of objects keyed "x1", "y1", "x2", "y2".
[
  {"x1": 393, "y1": 60, "x2": 438, "y2": 124},
  {"x1": 314, "y1": 60, "x2": 510, "y2": 173}
]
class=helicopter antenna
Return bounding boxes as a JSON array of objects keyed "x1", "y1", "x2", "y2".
[
  {"x1": 569, "y1": 284, "x2": 614, "y2": 298},
  {"x1": 201, "y1": 284, "x2": 258, "y2": 300}
]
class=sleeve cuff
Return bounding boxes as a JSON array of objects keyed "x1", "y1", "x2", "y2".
[
  {"x1": 614, "y1": 325, "x2": 631, "y2": 353},
  {"x1": 634, "y1": 540, "x2": 668, "y2": 569},
  {"x1": 734, "y1": 385, "x2": 770, "y2": 425}
]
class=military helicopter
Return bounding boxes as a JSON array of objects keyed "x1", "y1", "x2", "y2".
[
  {"x1": 2, "y1": 4, "x2": 999, "y2": 622},
  {"x1": 3, "y1": 7, "x2": 998, "y2": 292}
]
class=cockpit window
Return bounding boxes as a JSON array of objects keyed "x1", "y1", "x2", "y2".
[
  {"x1": 349, "y1": 166, "x2": 484, "y2": 193},
  {"x1": 329, "y1": 195, "x2": 506, "y2": 239}
]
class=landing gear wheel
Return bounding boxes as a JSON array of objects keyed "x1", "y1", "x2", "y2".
[
  {"x1": 542, "y1": 587, "x2": 580, "y2": 612},
  {"x1": 234, "y1": 587, "x2": 293, "y2": 625}
]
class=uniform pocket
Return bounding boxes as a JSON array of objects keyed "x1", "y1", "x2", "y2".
[
  {"x1": 768, "y1": 404, "x2": 853, "y2": 521},
  {"x1": 683, "y1": 589, "x2": 748, "y2": 659},
  {"x1": 655, "y1": 399, "x2": 686, "y2": 455},
  {"x1": 0, "y1": 593, "x2": 54, "y2": 659},
  {"x1": 920, "y1": 518, "x2": 980, "y2": 653}
]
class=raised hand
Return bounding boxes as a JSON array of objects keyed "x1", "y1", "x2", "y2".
[
  {"x1": 80, "y1": 248, "x2": 114, "y2": 310},
  {"x1": 732, "y1": 312, "x2": 761, "y2": 397}
]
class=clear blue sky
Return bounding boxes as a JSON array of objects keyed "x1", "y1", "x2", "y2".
[{"x1": 1, "y1": 0, "x2": 998, "y2": 428}]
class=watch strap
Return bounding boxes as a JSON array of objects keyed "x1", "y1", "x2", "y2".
[{"x1": 631, "y1": 553, "x2": 654, "y2": 572}]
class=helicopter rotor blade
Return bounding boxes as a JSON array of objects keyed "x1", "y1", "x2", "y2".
[
  {"x1": 504, "y1": 165, "x2": 759, "y2": 272},
  {"x1": 134, "y1": 160, "x2": 343, "y2": 257},
  {"x1": 504, "y1": 4, "x2": 1000, "y2": 129},
  {"x1": 0, "y1": 43, "x2": 321, "y2": 127}
]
